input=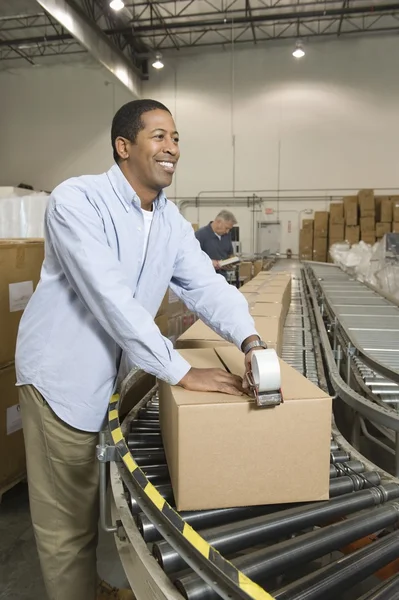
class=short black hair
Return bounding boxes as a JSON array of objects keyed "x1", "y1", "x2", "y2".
[{"x1": 111, "y1": 99, "x2": 171, "y2": 163}]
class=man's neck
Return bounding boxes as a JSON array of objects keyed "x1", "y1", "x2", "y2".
[
  {"x1": 210, "y1": 221, "x2": 218, "y2": 234},
  {"x1": 119, "y1": 163, "x2": 158, "y2": 211}
]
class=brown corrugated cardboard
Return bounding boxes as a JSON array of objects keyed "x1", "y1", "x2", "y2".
[
  {"x1": 393, "y1": 223, "x2": 399, "y2": 234},
  {"x1": 360, "y1": 216, "x2": 375, "y2": 232},
  {"x1": 378, "y1": 198, "x2": 392, "y2": 223},
  {"x1": 358, "y1": 189, "x2": 375, "y2": 218},
  {"x1": 252, "y1": 316, "x2": 282, "y2": 355},
  {"x1": 300, "y1": 253, "x2": 313, "y2": 261},
  {"x1": 299, "y1": 228, "x2": 313, "y2": 252},
  {"x1": 0, "y1": 363, "x2": 26, "y2": 491},
  {"x1": 191, "y1": 223, "x2": 199, "y2": 232},
  {"x1": 239, "y1": 262, "x2": 253, "y2": 281},
  {"x1": 361, "y1": 232, "x2": 376, "y2": 245},
  {"x1": 329, "y1": 224, "x2": 344, "y2": 240},
  {"x1": 376, "y1": 222, "x2": 391, "y2": 239},
  {"x1": 314, "y1": 212, "x2": 329, "y2": 238},
  {"x1": 329, "y1": 203, "x2": 344, "y2": 225},
  {"x1": 156, "y1": 292, "x2": 169, "y2": 317},
  {"x1": 159, "y1": 346, "x2": 331, "y2": 511},
  {"x1": 250, "y1": 303, "x2": 282, "y2": 319},
  {"x1": 329, "y1": 237, "x2": 345, "y2": 247},
  {"x1": 392, "y1": 197, "x2": 399, "y2": 222},
  {"x1": 344, "y1": 196, "x2": 358, "y2": 226},
  {"x1": 176, "y1": 320, "x2": 232, "y2": 349},
  {"x1": 253, "y1": 260, "x2": 263, "y2": 277},
  {"x1": 0, "y1": 239, "x2": 44, "y2": 367},
  {"x1": 302, "y1": 219, "x2": 314, "y2": 231},
  {"x1": 313, "y1": 237, "x2": 328, "y2": 262},
  {"x1": 345, "y1": 226, "x2": 360, "y2": 245}
]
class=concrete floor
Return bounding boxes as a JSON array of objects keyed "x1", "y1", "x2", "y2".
[{"x1": 0, "y1": 481, "x2": 129, "y2": 599}]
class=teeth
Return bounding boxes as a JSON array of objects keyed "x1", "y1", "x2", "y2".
[{"x1": 158, "y1": 161, "x2": 174, "y2": 169}]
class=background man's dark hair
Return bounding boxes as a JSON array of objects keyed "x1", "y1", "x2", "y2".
[{"x1": 111, "y1": 99, "x2": 171, "y2": 163}]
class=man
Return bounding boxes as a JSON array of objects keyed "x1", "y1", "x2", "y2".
[
  {"x1": 15, "y1": 100, "x2": 267, "y2": 600},
  {"x1": 195, "y1": 210, "x2": 237, "y2": 278}
]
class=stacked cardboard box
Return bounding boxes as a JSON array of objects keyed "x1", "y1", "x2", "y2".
[
  {"x1": 0, "y1": 239, "x2": 44, "y2": 493},
  {"x1": 299, "y1": 220, "x2": 313, "y2": 261},
  {"x1": 358, "y1": 190, "x2": 376, "y2": 244},
  {"x1": 161, "y1": 273, "x2": 332, "y2": 511},
  {"x1": 313, "y1": 212, "x2": 329, "y2": 262},
  {"x1": 392, "y1": 197, "x2": 399, "y2": 234}
]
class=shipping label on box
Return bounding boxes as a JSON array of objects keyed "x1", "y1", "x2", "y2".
[
  {"x1": 0, "y1": 364, "x2": 26, "y2": 489},
  {"x1": 159, "y1": 347, "x2": 332, "y2": 511}
]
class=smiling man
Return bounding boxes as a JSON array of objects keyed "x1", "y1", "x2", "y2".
[{"x1": 15, "y1": 100, "x2": 264, "y2": 600}]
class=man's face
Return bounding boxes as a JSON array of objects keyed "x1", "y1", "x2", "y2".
[
  {"x1": 123, "y1": 109, "x2": 180, "y2": 193},
  {"x1": 214, "y1": 219, "x2": 235, "y2": 236}
]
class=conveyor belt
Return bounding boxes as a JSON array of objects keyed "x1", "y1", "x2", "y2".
[
  {"x1": 106, "y1": 261, "x2": 399, "y2": 600},
  {"x1": 309, "y1": 263, "x2": 399, "y2": 383}
]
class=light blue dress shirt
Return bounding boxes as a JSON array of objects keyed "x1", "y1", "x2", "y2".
[{"x1": 16, "y1": 165, "x2": 258, "y2": 432}]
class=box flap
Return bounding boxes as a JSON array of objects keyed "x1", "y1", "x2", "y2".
[
  {"x1": 215, "y1": 346, "x2": 331, "y2": 402},
  {"x1": 177, "y1": 319, "x2": 223, "y2": 342},
  {"x1": 250, "y1": 303, "x2": 282, "y2": 318}
]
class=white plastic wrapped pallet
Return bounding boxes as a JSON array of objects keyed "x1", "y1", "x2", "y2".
[{"x1": 0, "y1": 193, "x2": 48, "y2": 238}]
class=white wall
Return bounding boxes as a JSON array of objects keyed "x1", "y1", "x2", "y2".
[{"x1": 1, "y1": 35, "x2": 399, "y2": 252}]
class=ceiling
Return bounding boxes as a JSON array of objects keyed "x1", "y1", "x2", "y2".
[{"x1": 1, "y1": 0, "x2": 399, "y2": 77}]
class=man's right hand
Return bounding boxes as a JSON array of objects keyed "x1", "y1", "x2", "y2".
[
  {"x1": 177, "y1": 367, "x2": 244, "y2": 396},
  {"x1": 212, "y1": 259, "x2": 221, "y2": 269}
]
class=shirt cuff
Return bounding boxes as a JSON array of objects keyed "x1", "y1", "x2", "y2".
[
  {"x1": 160, "y1": 351, "x2": 192, "y2": 386},
  {"x1": 230, "y1": 326, "x2": 260, "y2": 351}
]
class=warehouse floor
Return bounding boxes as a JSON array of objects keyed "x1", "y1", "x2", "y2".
[{"x1": 0, "y1": 481, "x2": 129, "y2": 599}]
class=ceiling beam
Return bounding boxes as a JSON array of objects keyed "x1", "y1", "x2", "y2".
[{"x1": 35, "y1": 0, "x2": 142, "y2": 97}]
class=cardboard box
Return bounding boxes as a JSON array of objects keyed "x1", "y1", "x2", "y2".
[
  {"x1": 191, "y1": 223, "x2": 199, "y2": 232},
  {"x1": 314, "y1": 212, "x2": 329, "y2": 238},
  {"x1": 377, "y1": 197, "x2": 392, "y2": 223},
  {"x1": 300, "y1": 253, "x2": 313, "y2": 261},
  {"x1": 360, "y1": 216, "x2": 375, "y2": 233},
  {"x1": 0, "y1": 364, "x2": 26, "y2": 491},
  {"x1": 299, "y1": 228, "x2": 313, "y2": 260},
  {"x1": 344, "y1": 196, "x2": 358, "y2": 226},
  {"x1": 0, "y1": 239, "x2": 44, "y2": 367},
  {"x1": 393, "y1": 223, "x2": 399, "y2": 234},
  {"x1": 329, "y1": 224, "x2": 344, "y2": 240},
  {"x1": 176, "y1": 319, "x2": 232, "y2": 349},
  {"x1": 376, "y1": 222, "x2": 392, "y2": 239},
  {"x1": 392, "y1": 197, "x2": 399, "y2": 222},
  {"x1": 345, "y1": 226, "x2": 360, "y2": 245},
  {"x1": 302, "y1": 219, "x2": 314, "y2": 231},
  {"x1": 253, "y1": 260, "x2": 263, "y2": 277},
  {"x1": 250, "y1": 303, "x2": 282, "y2": 319},
  {"x1": 329, "y1": 203, "x2": 344, "y2": 225},
  {"x1": 239, "y1": 262, "x2": 253, "y2": 281},
  {"x1": 361, "y1": 232, "x2": 376, "y2": 245},
  {"x1": 159, "y1": 346, "x2": 332, "y2": 511},
  {"x1": 329, "y1": 237, "x2": 345, "y2": 247},
  {"x1": 313, "y1": 237, "x2": 328, "y2": 262},
  {"x1": 358, "y1": 189, "x2": 375, "y2": 218}
]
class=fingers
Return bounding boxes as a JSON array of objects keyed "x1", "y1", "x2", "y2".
[{"x1": 220, "y1": 385, "x2": 244, "y2": 397}]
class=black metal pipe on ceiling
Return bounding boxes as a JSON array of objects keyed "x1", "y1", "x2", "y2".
[
  {"x1": 154, "y1": 483, "x2": 399, "y2": 575},
  {"x1": 2, "y1": 2, "x2": 399, "y2": 45},
  {"x1": 273, "y1": 530, "x2": 399, "y2": 600},
  {"x1": 175, "y1": 502, "x2": 399, "y2": 600},
  {"x1": 357, "y1": 573, "x2": 399, "y2": 600}
]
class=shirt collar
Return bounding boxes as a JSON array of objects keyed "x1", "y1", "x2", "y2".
[{"x1": 106, "y1": 164, "x2": 167, "y2": 212}]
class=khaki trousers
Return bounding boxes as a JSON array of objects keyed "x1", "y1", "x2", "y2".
[{"x1": 19, "y1": 385, "x2": 100, "y2": 600}]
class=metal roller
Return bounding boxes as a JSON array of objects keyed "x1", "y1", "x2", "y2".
[
  {"x1": 273, "y1": 530, "x2": 399, "y2": 600},
  {"x1": 330, "y1": 450, "x2": 351, "y2": 463},
  {"x1": 137, "y1": 504, "x2": 297, "y2": 544},
  {"x1": 329, "y1": 472, "x2": 381, "y2": 496},
  {"x1": 175, "y1": 503, "x2": 399, "y2": 600},
  {"x1": 130, "y1": 483, "x2": 174, "y2": 516},
  {"x1": 357, "y1": 573, "x2": 399, "y2": 599},
  {"x1": 127, "y1": 433, "x2": 163, "y2": 449},
  {"x1": 330, "y1": 441, "x2": 339, "y2": 452},
  {"x1": 137, "y1": 408, "x2": 159, "y2": 420},
  {"x1": 154, "y1": 484, "x2": 399, "y2": 575},
  {"x1": 131, "y1": 450, "x2": 166, "y2": 467},
  {"x1": 141, "y1": 464, "x2": 169, "y2": 483},
  {"x1": 130, "y1": 420, "x2": 161, "y2": 431},
  {"x1": 329, "y1": 460, "x2": 365, "y2": 478}
]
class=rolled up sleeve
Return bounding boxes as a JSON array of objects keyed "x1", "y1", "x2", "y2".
[
  {"x1": 170, "y1": 218, "x2": 259, "y2": 349},
  {"x1": 46, "y1": 188, "x2": 190, "y2": 385}
]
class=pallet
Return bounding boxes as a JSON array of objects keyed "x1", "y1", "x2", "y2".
[{"x1": 0, "y1": 472, "x2": 27, "y2": 504}]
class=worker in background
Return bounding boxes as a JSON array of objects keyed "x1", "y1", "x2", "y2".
[
  {"x1": 195, "y1": 210, "x2": 237, "y2": 279},
  {"x1": 15, "y1": 100, "x2": 267, "y2": 600}
]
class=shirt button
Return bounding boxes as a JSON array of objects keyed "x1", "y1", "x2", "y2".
[{"x1": 137, "y1": 226, "x2": 142, "y2": 231}]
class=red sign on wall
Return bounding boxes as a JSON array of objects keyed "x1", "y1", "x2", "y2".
[{"x1": 265, "y1": 208, "x2": 274, "y2": 215}]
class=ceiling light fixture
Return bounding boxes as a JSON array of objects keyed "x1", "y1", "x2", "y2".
[
  {"x1": 152, "y1": 53, "x2": 164, "y2": 69},
  {"x1": 109, "y1": 0, "x2": 124, "y2": 11},
  {"x1": 292, "y1": 41, "x2": 305, "y2": 59}
]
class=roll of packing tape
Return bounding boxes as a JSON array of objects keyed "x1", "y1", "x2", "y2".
[{"x1": 251, "y1": 348, "x2": 281, "y2": 393}]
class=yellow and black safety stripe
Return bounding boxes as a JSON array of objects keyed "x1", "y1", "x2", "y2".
[{"x1": 108, "y1": 394, "x2": 276, "y2": 600}]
